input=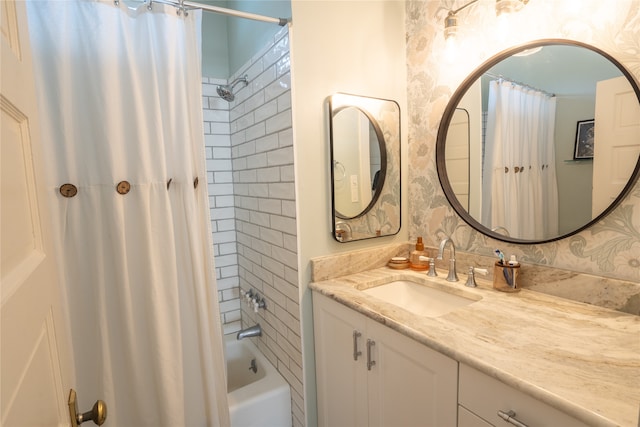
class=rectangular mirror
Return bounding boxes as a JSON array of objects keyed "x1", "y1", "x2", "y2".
[{"x1": 328, "y1": 93, "x2": 401, "y2": 242}]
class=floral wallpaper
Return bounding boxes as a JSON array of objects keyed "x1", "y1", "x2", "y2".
[{"x1": 406, "y1": 0, "x2": 640, "y2": 283}]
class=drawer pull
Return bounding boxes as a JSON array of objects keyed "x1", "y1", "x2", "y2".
[
  {"x1": 352, "y1": 330, "x2": 362, "y2": 360},
  {"x1": 497, "y1": 410, "x2": 528, "y2": 427},
  {"x1": 366, "y1": 339, "x2": 376, "y2": 370}
]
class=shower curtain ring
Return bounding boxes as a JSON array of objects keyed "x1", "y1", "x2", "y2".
[
  {"x1": 147, "y1": 0, "x2": 153, "y2": 11},
  {"x1": 177, "y1": 0, "x2": 187, "y2": 16}
]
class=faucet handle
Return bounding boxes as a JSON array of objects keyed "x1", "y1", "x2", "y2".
[
  {"x1": 465, "y1": 266, "x2": 488, "y2": 288},
  {"x1": 252, "y1": 293, "x2": 260, "y2": 313},
  {"x1": 419, "y1": 256, "x2": 437, "y2": 277},
  {"x1": 251, "y1": 294, "x2": 267, "y2": 313}
]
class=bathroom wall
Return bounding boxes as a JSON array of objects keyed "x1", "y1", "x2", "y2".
[
  {"x1": 201, "y1": 2, "x2": 229, "y2": 77},
  {"x1": 288, "y1": 2, "x2": 408, "y2": 425},
  {"x1": 200, "y1": 0, "x2": 291, "y2": 77},
  {"x1": 205, "y1": 27, "x2": 304, "y2": 426},
  {"x1": 202, "y1": 78, "x2": 243, "y2": 334},
  {"x1": 233, "y1": 27, "x2": 303, "y2": 427},
  {"x1": 555, "y1": 95, "x2": 595, "y2": 235},
  {"x1": 406, "y1": 0, "x2": 640, "y2": 283},
  {"x1": 225, "y1": 1, "x2": 291, "y2": 73}
]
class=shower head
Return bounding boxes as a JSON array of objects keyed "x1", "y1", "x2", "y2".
[{"x1": 216, "y1": 75, "x2": 249, "y2": 102}]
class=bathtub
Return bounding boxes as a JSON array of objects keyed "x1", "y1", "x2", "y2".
[{"x1": 225, "y1": 334, "x2": 292, "y2": 427}]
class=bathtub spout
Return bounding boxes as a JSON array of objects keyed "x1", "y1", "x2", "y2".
[{"x1": 237, "y1": 324, "x2": 262, "y2": 340}]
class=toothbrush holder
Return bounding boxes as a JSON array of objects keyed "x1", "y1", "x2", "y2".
[{"x1": 493, "y1": 261, "x2": 520, "y2": 292}]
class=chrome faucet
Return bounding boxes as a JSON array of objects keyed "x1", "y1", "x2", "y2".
[
  {"x1": 236, "y1": 323, "x2": 262, "y2": 340},
  {"x1": 437, "y1": 237, "x2": 458, "y2": 282}
]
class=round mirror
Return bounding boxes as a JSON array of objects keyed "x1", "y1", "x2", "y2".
[
  {"x1": 436, "y1": 39, "x2": 640, "y2": 244},
  {"x1": 331, "y1": 106, "x2": 387, "y2": 219}
]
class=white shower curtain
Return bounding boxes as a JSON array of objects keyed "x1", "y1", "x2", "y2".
[
  {"x1": 482, "y1": 80, "x2": 558, "y2": 240},
  {"x1": 27, "y1": 1, "x2": 229, "y2": 425}
]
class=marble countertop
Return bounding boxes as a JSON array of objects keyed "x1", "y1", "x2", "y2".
[{"x1": 309, "y1": 267, "x2": 640, "y2": 427}]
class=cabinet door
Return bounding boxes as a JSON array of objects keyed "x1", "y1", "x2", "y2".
[
  {"x1": 313, "y1": 293, "x2": 368, "y2": 427},
  {"x1": 367, "y1": 321, "x2": 458, "y2": 427}
]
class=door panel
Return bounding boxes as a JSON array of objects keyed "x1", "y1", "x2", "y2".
[
  {"x1": 446, "y1": 108, "x2": 471, "y2": 211},
  {"x1": 1, "y1": 98, "x2": 44, "y2": 300},
  {"x1": 2, "y1": 308, "x2": 66, "y2": 426},
  {"x1": 1, "y1": 1, "x2": 74, "y2": 426}
]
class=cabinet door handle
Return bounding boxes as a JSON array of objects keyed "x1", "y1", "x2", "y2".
[
  {"x1": 497, "y1": 410, "x2": 528, "y2": 427},
  {"x1": 366, "y1": 339, "x2": 376, "y2": 370},
  {"x1": 352, "y1": 330, "x2": 362, "y2": 360}
]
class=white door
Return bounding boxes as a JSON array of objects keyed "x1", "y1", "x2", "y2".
[
  {"x1": 445, "y1": 108, "x2": 471, "y2": 211},
  {"x1": 592, "y1": 76, "x2": 640, "y2": 217},
  {"x1": 1, "y1": 2, "x2": 75, "y2": 426}
]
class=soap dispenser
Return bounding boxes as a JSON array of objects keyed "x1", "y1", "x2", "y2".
[{"x1": 410, "y1": 237, "x2": 428, "y2": 271}]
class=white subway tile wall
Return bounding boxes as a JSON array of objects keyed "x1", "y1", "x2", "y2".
[
  {"x1": 202, "y1": 27, "x2": 303, "y2": 427},
  {"x1": 203, "y1": 75, "x2": 241, "y2": 336}
]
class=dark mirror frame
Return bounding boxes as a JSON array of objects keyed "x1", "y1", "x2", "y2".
[
  {"x1": 436, "y1": 39, "x2": 640, "y2": 244},
  {"x1": 328, "y1": 93, "x2": 402, "y2": 243},
  {"x1": 330, "y1": 105, "x2": 387, "y2": 220}
]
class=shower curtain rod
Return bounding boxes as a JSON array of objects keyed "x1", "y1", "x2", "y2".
[
  {"x1": 484, "y1": 72, "x2": 555, "y2": 97},
  {"x1": 147, "y1": 0, "x2": 289, "y2": 26}
]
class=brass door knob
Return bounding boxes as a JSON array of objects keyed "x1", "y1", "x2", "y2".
[
  {"x1": 69, "y1": 389, "x2": 108, "y2": 426},
  {"x1": 77, "y1": 400, "x2": 107, "y2": 426}
]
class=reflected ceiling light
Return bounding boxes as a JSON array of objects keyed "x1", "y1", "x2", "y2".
[
  {"x1": 495, "y1": 0, "x2": 529, "y2": 17},
  {"x1": 513, "y1": 46, "x2": 543, "y2": 56}
]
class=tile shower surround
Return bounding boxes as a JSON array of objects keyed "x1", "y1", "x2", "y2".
[
  {"x1": 202, "y1": 27, "x2": 304, "y2": 427},
  {"x1": 203, "y1": 80, "x2": 241, "y2": 335}
]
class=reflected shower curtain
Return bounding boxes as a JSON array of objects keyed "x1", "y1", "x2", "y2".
[
  {"x1": 482, "y1": 80, "x2": 558, "y2": 240},
  {"x1": 27, "y1": 1, "x2": 229, "y2": 425}
]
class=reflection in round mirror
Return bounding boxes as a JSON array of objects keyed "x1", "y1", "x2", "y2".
[
  {"x1": 436, "y1": 40, "x2": 640, "y2": 244},
  {"x1": 332, "y1": 106, "x2": 387, "y2": 219}
]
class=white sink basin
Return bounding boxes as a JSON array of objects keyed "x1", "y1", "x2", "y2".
[{"x1": 363, "y1": 280, "x2": 477, "y2": 317}]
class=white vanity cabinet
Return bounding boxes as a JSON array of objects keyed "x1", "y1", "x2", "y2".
[
  {"x1": 458, "y1": 364, "x2": 588, "y2": 427},
  {"x1": 313, "y1": 292, "x2": 458, "y2": 427}
]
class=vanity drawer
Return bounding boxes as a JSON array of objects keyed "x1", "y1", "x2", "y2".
[
  {"x1": 458, "y1": 364, "x2": 587, "y2": 427},
  {"x1": 458, "y1": 405, "x2": 491, "y2": 427}
]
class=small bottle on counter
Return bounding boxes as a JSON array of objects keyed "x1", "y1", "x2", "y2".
[{"x1": 410, "y1": 237, "x2": 429, "y2": 271}]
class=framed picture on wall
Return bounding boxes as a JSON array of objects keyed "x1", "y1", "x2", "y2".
[{"x1": 574, "y1": 119, "x2": 595, "y2": 160}]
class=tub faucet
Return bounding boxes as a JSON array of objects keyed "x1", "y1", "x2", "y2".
[
  {"x1": 437, "y1": 237, "x2": 458, "y2": 282},
  {"x1": 237, "y1": 323, "x2": 262, "y2": 340}
]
